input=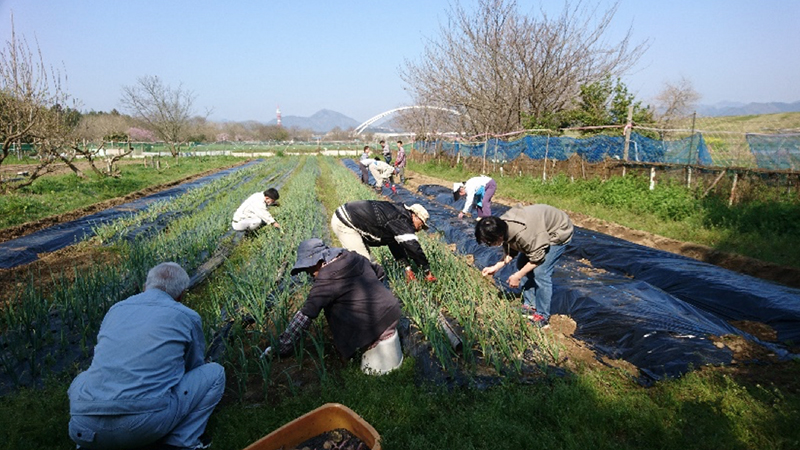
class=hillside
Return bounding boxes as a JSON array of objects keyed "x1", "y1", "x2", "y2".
[
  {"x1": 697, "y1": 100, "x2": 800, "y2": 117},
  {"x1": 266, "y1": 109, "x2": 359, "y2": 133}
]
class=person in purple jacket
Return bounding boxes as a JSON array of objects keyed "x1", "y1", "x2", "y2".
[{"x1": 393, "y1": 140, "x2": 407, "y2": 184}]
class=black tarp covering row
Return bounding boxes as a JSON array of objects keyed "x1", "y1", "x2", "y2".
[
  {"x1": 415, "y1": 183, "x2": 800, "y2": 344},
  {"x1": 0, "y1": 161, "x2": 262, "y2": 269},
  {"x1": 341, "y1": 159, "x2": 799, "y2": 381}
]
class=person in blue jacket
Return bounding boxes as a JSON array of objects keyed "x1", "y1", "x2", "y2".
[{"x1": 68, "y1": 262, "x2": 225, "y2": 450}]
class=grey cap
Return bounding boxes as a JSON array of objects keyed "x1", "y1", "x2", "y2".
[{"x1": 290, "y1": 238, "x2": 329, "y2": 275}]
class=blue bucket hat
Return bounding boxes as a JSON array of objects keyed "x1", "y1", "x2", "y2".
[{"x1": 290, "y1": 238, "x2": 329, "y2": 275}]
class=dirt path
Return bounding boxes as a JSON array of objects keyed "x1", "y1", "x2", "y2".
[{"x1": 403, "y1": 171, "x2": 800, "y2": 289}]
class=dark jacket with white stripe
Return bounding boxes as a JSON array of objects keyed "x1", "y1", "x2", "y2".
[{"x1": 335, "y1": 200, "x2": 430, "y2": 271}]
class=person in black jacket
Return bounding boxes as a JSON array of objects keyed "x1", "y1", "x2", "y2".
[
  {"x1": 330, "y1": 200, "x2": 436, "y2": 282},
  {"x1": 264, "y1": 238, "x2": 402, "y2": 363}
]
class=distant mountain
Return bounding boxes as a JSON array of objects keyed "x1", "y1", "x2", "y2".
[
  {"x1": 266, "y1": 109, "x2": 360, "y2": 133},
  {"x1": 697, "y1": 101, "x2": 800, "y2": 117}
]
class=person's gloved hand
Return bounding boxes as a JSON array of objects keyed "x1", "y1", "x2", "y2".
[
  {"x1": 425, "y1": 271, "x2": 437, "y2": 283},
  {"x1": 405, "y1": 266, "x2": 416, "y2": 282}
]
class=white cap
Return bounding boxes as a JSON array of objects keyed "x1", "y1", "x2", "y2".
[
  {"x1": 453, "y1": 182, "x2": 464, "y2": 192},
  {"x1": 404, "y1": 204, "x2": 429, "y2": 229}
]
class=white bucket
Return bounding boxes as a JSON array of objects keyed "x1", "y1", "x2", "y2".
[{"x1": 360, "y1": 331, "x2": 403, "y2": 375}]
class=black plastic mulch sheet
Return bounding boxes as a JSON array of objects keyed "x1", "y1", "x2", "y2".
[
  {"x1": 0, "y1": 161, "x2": 262, "y2": 269},
  {"x1": 567, "y1": 229, "x2": 800, "y2": 343},
  {"x1": 341, "y1": 159, "x2": 800, "y2": 381},
  {"x1": 420, "y1": 180, "x2": 800, "y2": 342}
]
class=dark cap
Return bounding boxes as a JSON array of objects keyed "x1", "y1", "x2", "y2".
[{"x1": 290, "y1": 238, "x2": 328, "y2": 275}]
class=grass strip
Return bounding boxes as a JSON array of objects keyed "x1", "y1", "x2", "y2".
[{"x1": 0, "y1": 156, "x2": 246, "y2": 229}]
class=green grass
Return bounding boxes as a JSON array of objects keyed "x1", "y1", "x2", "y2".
[
  {"x1": 0, "y1": 156, "x2": 244, "y2": 229},
  {"x1": 410, "y1": 160, "x2": 800, "y2": 268},
  {"x1": 3, "y1": 361, "x2": 799, "y2": 449}
]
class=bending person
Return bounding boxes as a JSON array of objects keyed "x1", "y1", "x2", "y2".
[
  {"x1": 475, "y1": 204, "x2": 573, "y2": 327},
  {"x1": 358, "y1": 151, "x2": 376, "y2": 185},
  {"x1": 265, "y1": 239, "x2": 403, "y2": 374},
  {"x1": 368, "y1": 159, "x2": 397, "y2": 192},
  {"x1": 232, "y1": 187, "x2": 280, "y2": 231},
  {"x1": 453, "y1": 175, "x2": 496, "y2": 219},
  {"x1": 68, "y1": 262, "x2": 225, "y2": 450},
  {"x1": 331, "y1": 200, "x2": 436, "y2": 282}
]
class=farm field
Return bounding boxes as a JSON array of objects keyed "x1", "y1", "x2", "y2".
[
  {"x1": 0, "y1": 156, "x2": 248, "y2": 235},
  {"x1": 0, "y1": 156, "x2": 799, "y2": 450}
]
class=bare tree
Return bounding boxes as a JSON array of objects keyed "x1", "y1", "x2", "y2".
[
  {"x1": 66, "y1": 113, "x2": 133, "y2": 177},
  {"x1": 400, "y1": 0, "x2": 648, "y2": 136},
  {"x1": 0, "y1": 15, "x2": 73, "y2": 189},
  {"x1": 654, "y1": 76, "x2": 700, "y2": 132},
  {"x1": 395, "y1": 107, "x2": 464, "y2": 141},
  {"x1": 120, "y1": 75, "x2": 197, "y2": 157}
]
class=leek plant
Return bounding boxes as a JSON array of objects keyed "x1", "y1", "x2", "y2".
[
  {"x1": 318, "y1": 157, "x2": 560, "y2": 380},
  {"x1": 198, "y1": 157, "x2": 329, "y2": 398},
  {"x1": 0, "y1": 158, "x2": 297, "y2": 393}
]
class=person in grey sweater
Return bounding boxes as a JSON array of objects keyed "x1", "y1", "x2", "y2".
[{"x1": 475, "y1": 204, "x2": 574, "y2": 327}]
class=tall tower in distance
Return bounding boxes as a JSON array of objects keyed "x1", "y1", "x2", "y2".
[{"x1": 276, "y1": 105, "x2": 282, "y2": 127}]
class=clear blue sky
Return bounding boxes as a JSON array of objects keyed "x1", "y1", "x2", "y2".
[{"x1": 2, "y1": 1, "x2": 798, "y2": 124}]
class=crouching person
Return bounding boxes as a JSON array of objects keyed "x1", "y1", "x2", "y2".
[
  {"x1": 68, "y1": 262, "x2": 225, "y2": 450},
  {"x1": 232, "y1": 187, "x2": 280, "y2": 231},
  {"x1": 265, "y1": 238, "x2": 403, "y2": 375}
]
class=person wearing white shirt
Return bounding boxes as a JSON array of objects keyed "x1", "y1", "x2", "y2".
[
  {"x1": 453, "y1": 176, "x2": 496, "y2": 219},
  {"x1": 368, "y1": 159, "x2": 396, "y2": 190},
  {"x1": 231, "y1": 188, "x2": 280, "y2": 231}
]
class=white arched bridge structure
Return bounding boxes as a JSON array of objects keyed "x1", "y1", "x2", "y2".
[{"x1": 354, "y1": 106, "x2": 461, "y2": 135}]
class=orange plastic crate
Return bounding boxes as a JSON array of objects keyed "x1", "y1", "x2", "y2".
[{"x1": 243, "y1": 403, "x2": 381, "y2": 450}]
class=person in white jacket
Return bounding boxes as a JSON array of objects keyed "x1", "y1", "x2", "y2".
[
  {"x1": 453, "y1": 176, "x2": 496, "y2": 219},
  {"x1": 368, "y1": 159, "x2": 397, "y2": 191},
  {"x1": 231, "y1": 188, "x2": 281, "y2": 231}
]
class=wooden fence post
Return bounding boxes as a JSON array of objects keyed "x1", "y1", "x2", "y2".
[
  {"x1": 649, "y1": 167, "x2": 656, "y2": 190},
  {"x1": 729, "y1": 172, "x2": 739, "y2": 206},
  {"x1": 622, "y1": 104, "x2": 633, "y2": 177},
  {"x1": 687, "y1": 111, "x2": 697, "y2": 188},
  {"x1": 702, "y1": 169, "x2": 727, "y2": 198}
]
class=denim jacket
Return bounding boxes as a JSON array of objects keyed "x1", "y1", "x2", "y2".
[{"x1": 69, "y1": 289, "x2": 205, "y2": 415}]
